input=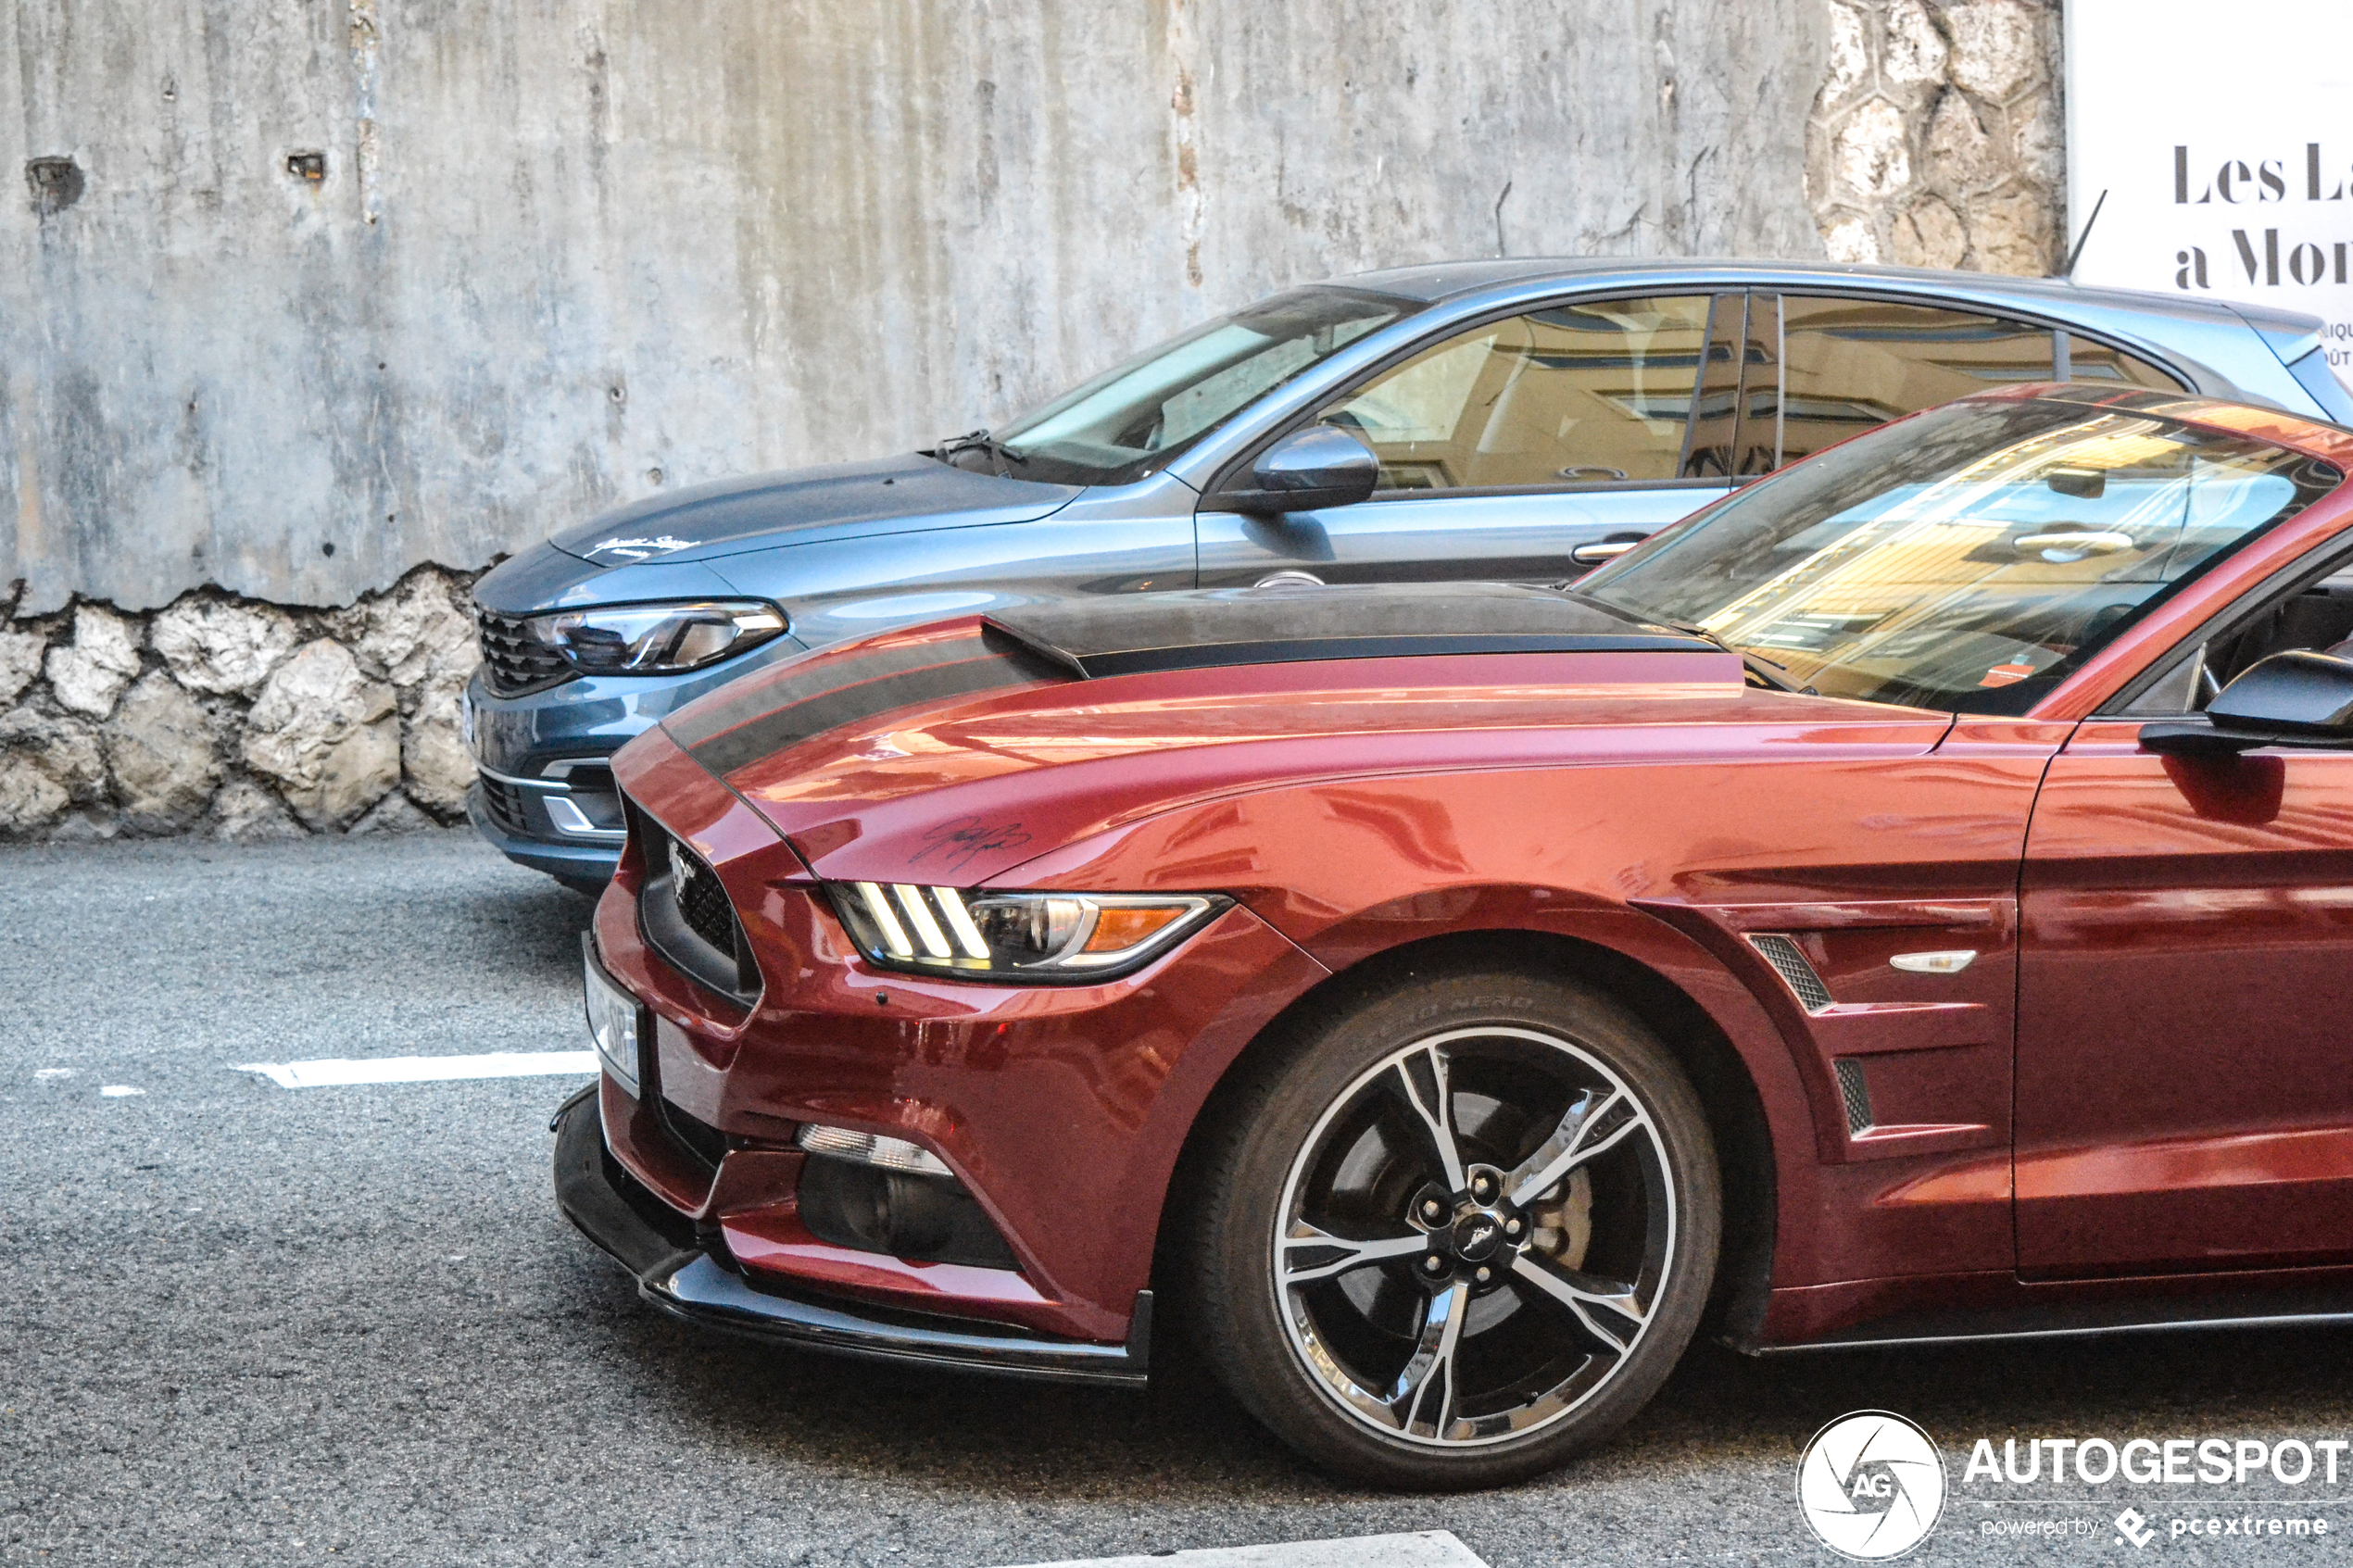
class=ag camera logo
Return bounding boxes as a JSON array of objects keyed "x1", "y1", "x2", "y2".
[{"x1": 1797, "y1": 1411, "x2": 1948, "y2": 1559}]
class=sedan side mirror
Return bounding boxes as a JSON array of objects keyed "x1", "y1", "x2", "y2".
[
  {"x1": 2140, "y1": 651, "x2": 2353, "y2": 755},
  {"x1": 1225, "y1": 426, "x2": 1380, "y2": 514}
]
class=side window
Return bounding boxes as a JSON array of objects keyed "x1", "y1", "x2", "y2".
[
  {"x1": 1317, "y1": 295, "x2": 1717, "y2": 492},
  {"x1": 2122, "y1": 564, "x2": 2353, "y2": 716},
  {"x1": 1775, "y1": 297, "x2": 2054, "y2": 466},
  {"x1": 2060, "y1": 334, "x2": 2186, "y2": 392}
]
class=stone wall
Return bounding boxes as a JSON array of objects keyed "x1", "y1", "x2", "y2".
[
  {"x1": 0, "y1": 568, "x2": 477, "y2": 841},
  {"x1": 1806, "y1": 0, "x2": 2066, "y2": 275}
]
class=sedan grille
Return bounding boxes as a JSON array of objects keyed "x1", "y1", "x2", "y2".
[
  {"x1": 474, "y1": 606, "x2": 573, "y2": 696},
  {"x1": 476, "y1": 771, "x2": 531, "y2": 836}
]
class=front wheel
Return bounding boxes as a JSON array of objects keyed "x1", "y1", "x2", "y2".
[{"x1": 1188, "y1": 970, "x2": 1721, "y2": 1489}]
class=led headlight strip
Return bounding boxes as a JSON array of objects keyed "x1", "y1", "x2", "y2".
[{"x1": 825, "y1": 884, "x2": 1227, "y2": 982}]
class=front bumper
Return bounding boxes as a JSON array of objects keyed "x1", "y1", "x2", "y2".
[
  {"x1": 468, "y1": 781, "x2": 626, "y2": 887},
  {"x1": 551, "y1": 1085, "x2": 1152, "y2": 1386},
  {"x1": 462, "y1": 634, "x2": 810, "y2": 883}
]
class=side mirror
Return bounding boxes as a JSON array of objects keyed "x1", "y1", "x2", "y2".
[
  {"x1": 2140, "y1": 651, "x2": 2353, "y2": 756},
  {"x1": 1226, "y1": 426, "x2": 1379, "y2": 513}
]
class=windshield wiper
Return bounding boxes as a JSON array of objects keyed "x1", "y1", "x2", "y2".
[
  {"x1": 931, "y1": 428, "x2": 1028, "y2": 474},
  {"x1": 1554, "y1": 586, "x2": 1815, "y2": 695},
  {"x1": 1656, "y1": 620, "x2": 1812, "y2": 694}
]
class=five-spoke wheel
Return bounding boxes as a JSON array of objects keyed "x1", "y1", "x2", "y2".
[{"x1": 1189, "y1": 970, "x2": 1719, "y2": 1487}]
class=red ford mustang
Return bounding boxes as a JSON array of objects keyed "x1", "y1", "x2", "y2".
[{"x1": 555, "y1": 385, "x2": 2353, "y2": 1488}]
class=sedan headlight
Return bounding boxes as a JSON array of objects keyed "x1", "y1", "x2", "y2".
[
  {"x1": 824, "y1": 883, "x2": 1227, "y2": 982},
  {"x1": 530, "y1": 600, "x2": 786, "y2": 675}
]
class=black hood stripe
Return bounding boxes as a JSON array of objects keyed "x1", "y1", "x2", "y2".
[
  {"x1": 1060, "y1": 631, "x2": 1695, "y2": 678},
  {"x1": 981, "y1": 583, "x2": 1705, "y2": 679},
  {"x1": 665, "y1": 633, "x2": 1000, "y2": 752},
  {"x1": 672, "y1": 634, "x2": 1066, "y2": 778}
]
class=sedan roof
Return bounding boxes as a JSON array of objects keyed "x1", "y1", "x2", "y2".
[{"x1": 1339, "y1": 256, "x2": 2318, "y2": 343}]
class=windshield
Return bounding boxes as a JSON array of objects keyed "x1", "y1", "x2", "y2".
[
  {"x1": 1579, "y1": 397, "x2": 2343, "y2": 713},
  {"x1": 970, "y1": 287, "x2": 1418, "y2": 485}
]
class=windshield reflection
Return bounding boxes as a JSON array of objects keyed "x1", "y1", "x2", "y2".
[{"x1": 1579, "y1": 398, "x2": 2342, "y2": 713}]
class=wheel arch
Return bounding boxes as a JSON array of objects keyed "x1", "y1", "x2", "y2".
[{"x1": 1152, "y1": 922, "x2": 1789, "y2": 1348}]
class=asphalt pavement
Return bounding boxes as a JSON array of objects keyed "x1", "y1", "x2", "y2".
[{"x1": 6, "y1": 831, "x2": 2353, "y2": 1566}]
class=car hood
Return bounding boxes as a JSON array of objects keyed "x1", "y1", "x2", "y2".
[
  {"x1": 625, "y1": 583, "x2": 1955, "y2": 885},
  {"x1": 546, "y1": 452, "x2": 1084, "y2": 569}
]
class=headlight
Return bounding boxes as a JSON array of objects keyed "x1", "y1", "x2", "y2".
[
  {"x1": 530, "y1": 600, "x2": 786, "y2": 675},
  {"x1": 823, "y1": 883, "x2": 1227, "y2": 982}
]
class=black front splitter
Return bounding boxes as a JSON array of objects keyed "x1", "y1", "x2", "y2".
[{"x1": 548, "y1": 1086, "x2": 1151, "y2": 1388}]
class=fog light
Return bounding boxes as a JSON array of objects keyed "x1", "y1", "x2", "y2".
[
  {"x1": 794, "y1": 1123, "x2": 952, "y2": 1177},
  {"x1": 795, "y1": 1153, "x2": 1020, "y2": 1270}
]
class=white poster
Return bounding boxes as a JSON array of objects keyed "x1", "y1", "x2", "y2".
[{"x1": 2067, "y1": 0, "x2": 2353, "y2": 387}]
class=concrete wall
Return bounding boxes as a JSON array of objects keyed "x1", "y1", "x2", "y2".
[
  {"x1": 0, "y1": 1, "x2": 2072, "y2": 845},
  {"x1": 3, "y1": 0, "x2": 1831, "y2": 616}
]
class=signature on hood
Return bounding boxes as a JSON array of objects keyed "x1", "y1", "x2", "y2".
[{"x1": 583, "y1": 534, "x2": 699, "y2": 562}]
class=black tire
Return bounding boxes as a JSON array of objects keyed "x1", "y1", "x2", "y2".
[{"x1": 1186, "y1": 968, "x2": 1720, "y2": 1489}]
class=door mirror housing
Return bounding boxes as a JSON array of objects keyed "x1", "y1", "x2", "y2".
[
  {"x1": 1219, "y1": 426, "x2": 1380, "y2": 513},
  {"x1": 2141, "y1": 651, "x2": 2353, "y2": 755}
]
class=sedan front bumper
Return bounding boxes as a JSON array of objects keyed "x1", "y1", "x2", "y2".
[
  {"x1": 468, "y1": 781, "x2": 625, "y2": 890},
  {"x1": 549, "y1": 1085, "x2": 1152, "y2": 1387}
]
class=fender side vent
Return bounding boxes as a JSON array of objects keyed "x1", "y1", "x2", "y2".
[
  {"x1": 1750, "y1": 933, "x2": 1833, "y2": 1012},
  {"x1": 1833, "y1": 1059, "x2": 1875, "y2": 1136}
]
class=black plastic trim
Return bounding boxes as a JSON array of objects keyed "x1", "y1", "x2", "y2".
[
  {"x1": 639, "y1": 870, "x2": 759, "y2": 1011},
  {"x1": 550, "y1": 1093, "x2": 1150, "y2": 1386},
  {"x1": 1754, "y1": 1285, "x2": 2353, "y2": 1355}
]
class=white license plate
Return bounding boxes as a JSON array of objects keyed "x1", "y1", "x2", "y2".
[{"x1": 582, "y1": 938, "x2": 647, "y2": 1097}]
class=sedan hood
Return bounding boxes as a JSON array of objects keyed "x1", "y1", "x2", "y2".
[
  {"x1": 624, "y1": 583, "x2": 1955, "y2": 886},
  {"x1": 547, "y1": 452, "x2": 1084, "y2": 569}
]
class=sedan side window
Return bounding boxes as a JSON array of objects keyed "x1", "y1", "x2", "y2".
[
  {"x1": 1771, "y1": 297, "x2": 2056, "y2": 466},
  {"x1": 2059, "y1": 333, "x2": 2187, "y2": 392},
  {"x1": 1315, "y1": 295, "x2": 1718, "y2": 492}
]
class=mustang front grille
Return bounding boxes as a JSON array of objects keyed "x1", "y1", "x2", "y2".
[
  {"x1": 474, "y1": 606, "x2": 574, "y2": 696},
  {"x1": 672, "y1": 846, "x2": 740, "y2": 959},
  {"x1": 628, "y1": 799, "x2": 761, "y2": 1008}
]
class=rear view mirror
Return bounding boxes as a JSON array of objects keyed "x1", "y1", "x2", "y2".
[
  {"x1": 2140, "y1": 651, "x2": 2353, "y2": 755},
  {"x1": 2046, "y1": 467, "x2": 2108, "y2": 499},
  {"x1": 1225, "y1": 426, "x2": 1380, "y2": 513}
]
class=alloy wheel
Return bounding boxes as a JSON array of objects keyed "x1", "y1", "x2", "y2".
[{"x1": 1271, "y1": 1024, "x2": 1675, "y2": 1448}]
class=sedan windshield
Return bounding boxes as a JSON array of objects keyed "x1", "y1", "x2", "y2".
[
  {"x1": 970, "y1": 286, "x2": 1419, "y2": 485},
  {"x1": 1579, "y1": 395, "x2": 2342, "y2": 713}
]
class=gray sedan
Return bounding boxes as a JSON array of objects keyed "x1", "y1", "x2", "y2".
[{"x1": 465, "y1": 257, "x2": 2353, "y2": 889}]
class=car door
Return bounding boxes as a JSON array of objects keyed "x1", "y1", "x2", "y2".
[
  {"x1": 1194, "y1": 293, "x2": 1745, "y2": 586},
  {"x1": 2015, "y1": 494, "x2": 2353, "y2": 1276}
]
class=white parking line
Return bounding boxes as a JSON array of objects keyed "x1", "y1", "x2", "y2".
[
  {"x1": 233, "y1": 1051, "x2": 599, "y2": 1088},
  {"x1": 995, "y1": 1533, "x2": 1488, "y2": 1568}
]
